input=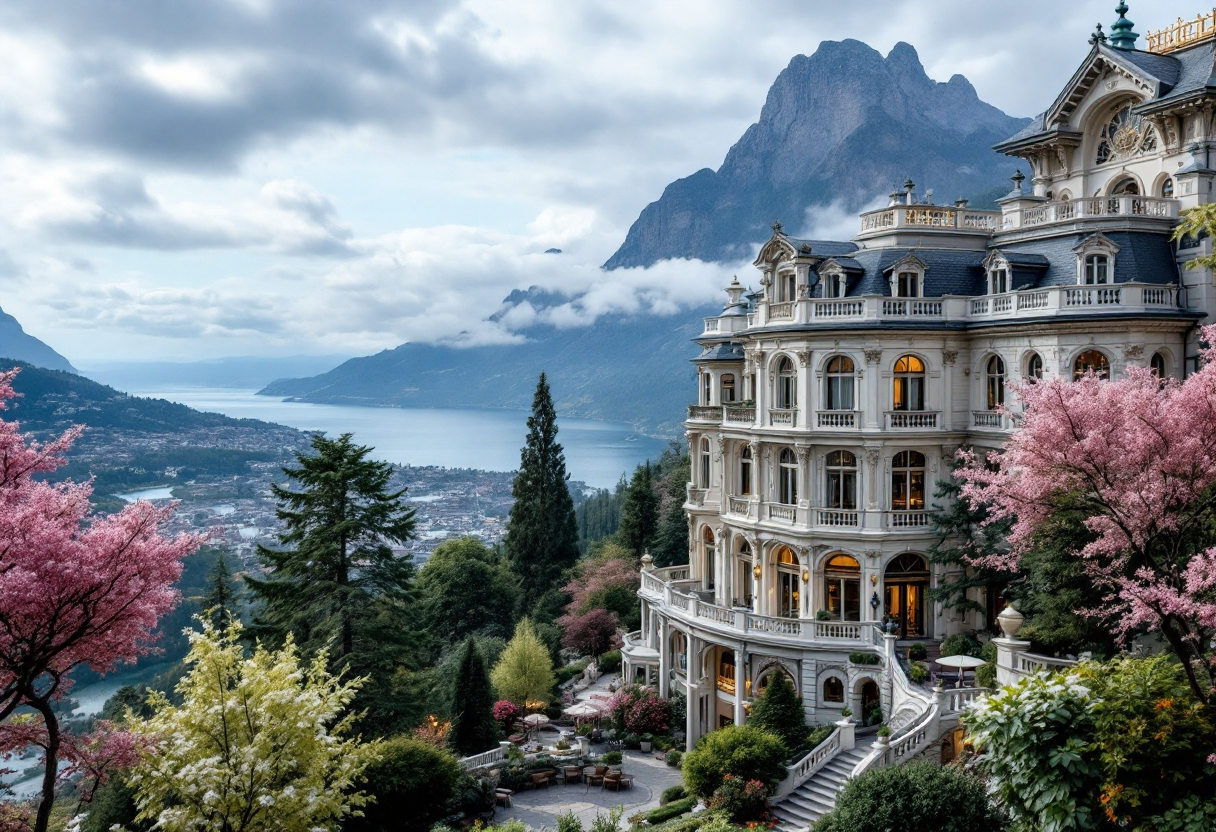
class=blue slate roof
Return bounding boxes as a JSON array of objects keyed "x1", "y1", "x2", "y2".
[
  {"x1": 996, "y1": 231, "x2": 1178, "y2": 288},
  {"x1": 785, "y1": 238, "x2": 861, "y2": 258}
]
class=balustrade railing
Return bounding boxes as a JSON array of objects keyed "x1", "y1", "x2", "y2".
[
  {"x1": 816, "y1": 508, "x2": 860, "y2": 527},
  {"x1": 1016, "y1": 652, "x2": 1078, "y2": 675},
  {"x1": 777, "y1": 727, "x2": 843, "y2": 798},
  {"x1": 724, "y1": 405, "x2": 756, "y2": 425},
  {"x1": 687, "y1": 404, "x2": 723, "y2": 422},
  {"x1": 460, "y1": 745, "x2": 507, "y2": 771},
  {"x1": 640, "y1": 570, "x2": 666, "y2": 596},
  {"x1": 859, "y1": 205, "x2": 1000, "y2": 234},
  {"x1": 942, "y1": 687, "x2": 986, "y2": 714},
  {"x1": 1065, "y1": 286, "x2": 1121, "y2": 306},
  {"x1": 745, "y1": 614, "x2": 801, "y2": 636},
  {"x1": 768, "y1": 301, "x2": 794, "y2": 319},
  {"x1": 881, "y1": 299, "x2": 943, "y2": 316},
  {"x1": 768, "y1": 408, "x2": 796, "y2": 426},
  {"x1": 1016, "y1": 195, "x2": 1177, "y2": 229},
  {"x1": 886, "y1": 411, "x2": 939, "y2": 429},
  {"x1": 972, "y1": 410, "x2": 1005, "y2": 429},
  {"x1": 887, "y1": 510, "x2": 932, "y2": 529},
  {"x1": 767, "y1": 504, "x2": 797, "y2": 523},
  {"x1": 813, "y1": 299, "x2": 865, "y2": 318},
  {"x1": 816, "y1": 410, "x2": 857, "y2": 428},
  {"x1": 1147, "y1": 11, "x2": 1216, "y2": 53},
  {"x1": 686, "y1": 486, "x2": 706, "y2": 507}
]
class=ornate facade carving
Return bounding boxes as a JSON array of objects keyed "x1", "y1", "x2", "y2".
[
  {"x1": 863, "y1": 348, "x2": 882, "y2": 364},
  {"x1": 1123, "y1": 343, "x2": 1145, "y2": 360},
  {"x1": 941, "y1": 349, "x2": 958, "y2": 366}
]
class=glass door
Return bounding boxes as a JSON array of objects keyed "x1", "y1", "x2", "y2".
[
  {"x1": 779, "y1": 570, "x2": 800, "y2": 618},
  {"x1": 884, "y1": 582, "x2": 926, "y2": 638}
]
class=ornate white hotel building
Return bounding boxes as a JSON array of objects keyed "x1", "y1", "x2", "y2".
[{"x1": 623, "y1": 5, "x2": 1216, "y2": 749}]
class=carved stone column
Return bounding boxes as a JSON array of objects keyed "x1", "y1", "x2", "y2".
[
  {"x1": 864, "y1": 348, "x2": 882, "y2": 430},
  {"x1": 941, "y1": 348, "x2": 958, "y2": 431}
]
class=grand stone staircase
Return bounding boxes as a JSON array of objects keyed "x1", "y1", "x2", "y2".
[{"x1": 770, "y1": 737, "x2": 877, "y2": 830}]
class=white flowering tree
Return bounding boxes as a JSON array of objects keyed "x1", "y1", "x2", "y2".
[{"x1": 126, "y1": 621, "x2": 377, "y2": 832}]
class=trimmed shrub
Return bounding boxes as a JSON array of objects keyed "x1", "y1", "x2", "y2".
[
  {"x1": 601, "y1": 751, "x2": 622, "y2": 765},
  {"x1": 813, "y1": 761, "x2": 1003, "y2": 832},
  {"x1": 939, "y1": 632, "x2": 982, "y2": 658},
  {"x1": 707, "y1": 774, "x2": 769, "y2": 823},
  {"x1": 849, "y1": 651, "x2": 882, "y2": 665},
  {"x1": 682, "y1": 725, "x2": 788, "y2": 799},
  {"x1": 747, "y1": 672, "x2": 806, "y2": 751},
  {"x1": 975, "y1": 662, "x2": 996, "y2": 689},
  {"x1": 647, "y1": 796, "x2": 697, "y2": 824},
  {"x1": 908, "y1": 660, "x2": 930, "y2": 684},
  {"x1": 907, "y1": 642, "x2": 927, "y2": 661},
  {"x1": 661, "y1": 785, "x2": 687, "y2": 805},
  {"x1": 666, "y1": 749, "x2": 683, "y2": 768},
  {"x1": 598, "y1": 650, "x2": 622, "y2": 673},
  {"x1": 351, "y1": 735, "x2": 464, "y2": 832}
]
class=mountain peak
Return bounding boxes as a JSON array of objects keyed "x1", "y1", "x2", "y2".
[
  {"x1": 0, "y1": 306, "x2": 76, "y2": 373},
  {"x1": 603, "y1": 39, "x2": 1029, "y2": 270}
]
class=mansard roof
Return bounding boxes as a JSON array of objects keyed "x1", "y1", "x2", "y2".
[
  {"x1": 752, "y1": 232, "x2": 860, "y2": 266},
  {"x1": 1142, "y1": 39, "x2": 1216, "y2": 110},
  {"x1": 987, "y1": 230, "x2": 1176, "y2": 289}
]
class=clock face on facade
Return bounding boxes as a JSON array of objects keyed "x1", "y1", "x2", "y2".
[{"x1": 1097, "y1": 104, "x2": 1156, "y2": 164}]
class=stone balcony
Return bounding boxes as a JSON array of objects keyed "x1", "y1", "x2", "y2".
[
  {"x1": 701, "y1": 282, "x2": 1180, "y2": 334},
  {"x1": 724, "y1": 497, "x2": 934, "y2": 532},
  {"x1": 639, "y1": 566, "x2": 883, "y2": 649},
  {"x1": 1001, "y1": 195, "x2": 1178, "y2": 234},
  {"x1": 856, "y1": 204, "x2": 1001, "y2": 240}
]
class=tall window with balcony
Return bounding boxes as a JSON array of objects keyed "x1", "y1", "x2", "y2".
[
  {"x1": 892, "y1": 355, "x2": 926, "y2": 411},
  {"x1": 778, "y1": 448, "x2": 798, "y2": 505},
  {"x1": 717, "y1": 650, "x2": 736, "y2": 695},
  {"x1": 735, "y1": 540, "x2": 753, "y2": 607},
  {"x1": 702, "y1": 372, "x2": 712, "y2": 405},
  {"x1": 825, "y1": 451, "x2": 857, "y2": 513},
  {"x1": 702, "y1": 527, "x2": 716, "y2": 591},
  {"x1": 777, "y1": 271, "x2": 797, "y2": 302},
  {"x1": 670, "y1": 630, "x2": 687, "y2": 674},
  {"x1": 824, "y1": 355, "x2": 855, "y2": 419},
  {"x1": 775, "y1": 356, "x2": 797, "y2": 411},
  {"x1": 776, "y1": 546, "x2": 801, "y2": 618},
  {"x1": 739, "y1": 446, "x2": 753, "y2": 496},
  {"x1": 891, "y1": 451, "x2": 926, "y2": 520},
  {"x1": 823, "y1": 554, "x2": 861, "y2": 621},
  {"x1": 699, "y1": 437, "x2": 711, "y2": 487},
  {"x1": 823, "y1": 269, "x2": 847, "y2": 299},
  {"x1": 1074, "y1": 350, "x2": 1110, "y2": 379},
  {"x1": 721, "y1": 373, "x2": 736, "y2": 403},
  {"x1": 986, "y1": 355, "x2": 1006, "y2": 410}
]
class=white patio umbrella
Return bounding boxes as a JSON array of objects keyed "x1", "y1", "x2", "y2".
[
  {"x1": 935, "y1": 654, "x2": 988, "y2": 688},
  {"x1": 563, "y1": 702, "x2": 602, "y2": 720}
]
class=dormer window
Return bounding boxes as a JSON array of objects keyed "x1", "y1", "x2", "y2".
[
  {"x1": 1074, "y1": 233, "x2": 1120, "y2": 286},
  {"x1": 989, "y1": 268, "x2": 1008, "y2": 295},
  {"x1": 777, "y1": 271, "x2": 797, "y2": 302},
  {"x1": 1083, "y1": 255, "x2": 1110, "y2": 284},
  {"x1": 895, "y1": 271, "x2": 921, "y2": 298},
  {"x1": 821, "y1": 266, "x2": 848, "y2": 299}
]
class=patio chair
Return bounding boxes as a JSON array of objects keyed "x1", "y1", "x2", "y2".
[
  {"x1": 494, "y1": 789, "x2": 513, "y2": 809},
  {"x1": 530, "y1": 771, "x2": 555, "y2": 789},
  {"x1": 602, "y1": 773, "x2": 623, "y2": 792},
  {"x1": 562, "y1": 766, "x2": 582, "y2": 784},
  {"x1": 584, "y1": 767, "x2": 606, "y2": 790}
]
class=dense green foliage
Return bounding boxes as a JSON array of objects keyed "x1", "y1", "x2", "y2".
[
  {"x1": 490, "y1": 618, "x2": 556, "y2": 706},
  {"x1": 682, "y1": 725, "x2": 788, "y2": 799},
  {"x1": 348, "y1": 735, "x2": 465, "y2": 832},
  {"x1": 578, "y1": 478, "x2": 626, "y2": 547},
  {"x1": 617, "y1": 461, "x2": 659, "y2": 557},
  {"x1": 747, "y1": 673, "x2": 807, "y2": 752},
  {"x1": 646, "y1": 797, "x2": 697, "y2": 824},
  {"x1": 965, "y1": 657, "x2": 1216, "y2": 832},
  {"x1": 418, "y1": 537, "x2": 520, "y2": 643},
  {"x1": 246, "y1": 433, "x2": 422, "y2": 734},
  {"x1": 203, "y1": 551, "x2": 241, "y2": 631},
  {"x1": 813, "y1": 762, "x2": 1005, "y2": 832},
  {"x1": 448, "y1": 638, "x2": 499, "y2": 757},
  {"x1": 83, "y1": 776, "x2": 145, "y2": 832},
  {"x1": 505, "y1": 374, "x2": 581, "y2": 614}
]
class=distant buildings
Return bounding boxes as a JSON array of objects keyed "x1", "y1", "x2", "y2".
[{"x1": 625, "y1": 3, "x2": 1214, "y2": 748}]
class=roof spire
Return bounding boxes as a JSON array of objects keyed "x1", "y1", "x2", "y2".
[
  {"x1": 1109, "y1": 2, "x2": 1139, "y2": 50},
  {"x1": 1089, "y1": 22, "x2": 1107, "y2": 46}
]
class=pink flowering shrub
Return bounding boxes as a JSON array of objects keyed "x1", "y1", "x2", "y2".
[
  {"x1": 708, "y1": 774, "x2": 772, "y2": 823},
  {"x1": 957, "y1": 325, "x2": 1216, "y2": 703},
  {"x1": 607, "y1": 684, "x2": 670, "y2": 735},
  {"x1": 493, "y1": 699, "x2": 522, "y2": 731}
]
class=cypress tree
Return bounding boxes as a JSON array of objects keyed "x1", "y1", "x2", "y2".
[
  {"x1": 617, "y1": 462, "x2": 659, "y2": 558},
  {"x1": 449, "y1": 637, "x2": 499, "y2": 757},
  {"x1": 202, "y1": 551, "x2": 241, "y2": 630},
  {"x1": 506, "y1": 373, "x2": 580, "y2": 613},
  {"x1": 748, "y1": 672, "x2": 808, "y2": 751},
  {"x1": 651, "y1": 452, "x2": 691, "y2": 567}
]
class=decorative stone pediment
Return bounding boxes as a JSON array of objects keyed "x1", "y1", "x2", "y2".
[
  {"x1": 982, "y1": 250, "x2": 1011, "y2": 271},
  {"x1": 1046, "y1": 49, "x2": 1156, "y2": 130},
  {"x1": 883, "y1": 252, "x2": 928, "y2": 275},
  {"x1": 1072, "y1": 231, "x2": 1121, "y2": 257},
  {"x1": 753, "y1": 235, "x2": 796, "y2": 268}
]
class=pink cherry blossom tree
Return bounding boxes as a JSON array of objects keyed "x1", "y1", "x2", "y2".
[
  {"x1": 557, "y1": 607, "x2": 621, "y2": 662},
  {"x1": 957, "y1": 327, "x2": 1216, "y2": 704},
  {"x1": 0, "y1": 370, "x2": 200, "y2": 832}
]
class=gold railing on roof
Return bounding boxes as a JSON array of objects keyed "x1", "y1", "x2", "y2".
[{"x1": 1146, "y1": 11, "x2": 1216, "y2": 54}]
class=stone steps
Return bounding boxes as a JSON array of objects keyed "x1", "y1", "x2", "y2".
[{"x1": 771, "y1": 741, "x2": 875, "y2": 831}]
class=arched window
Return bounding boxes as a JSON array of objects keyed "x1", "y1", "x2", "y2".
[
  {"x1": 717, "y1": 650, "x2": 735, "y2": 694},
  {"x1": 1150, "y1": 351, "x2": 1168, "y2": 379},
  {"x1": 670, "y1": 630, "x2": 687, "y2": 673},
  {"x1": 721, "y1": 374, "x2": 736, "y2": 403},
  {"x1": 702, "y1": 527, "x2": 716, "y2": 591},
  {"x1": 825, "y1": 450, "x2": 857, "y2": 510},
  {"x1": 757, "y1": 668, "x2": 795, "y2": 697},
  {"x1": 893, "y1": 355, "x2": 926, "y2": 411},
  {"x1": 1083, "y1": 254, "x2": 1110, "y2": 284},
  {"x1": 735, "y1": 539, "x2": 753, "y2": 607},
  {"x1": 775, "y1": 356, "x2": 797, "y2": 409},
  {"x1": 739, "y1": 445, "x2": 753, "y2": 496},
  {"x1": 823, "y1": 554, "x2": 861, "y2": 621},
  {"x1": 986, "y1": 355, "x2": 1006, "y2": 410},
  {"x1": 823, "y1": 676, "x2": 844, "y2": 703},
  {"x1": 776, "y1": 546, "x2": 800, "y2": 618},
  {"x1": 1073, "y1": 350, "x2": 1110, "y2": 380},
  {"x1": 779, "y1": 448, "x2": 798, "y2": 505},
  {"x1": 891, "y1": 451, "x2": 926, "y2": 512},
  {"x1": 1026, "y1": 352, "x2": 1043, "y2": 381},
  {"x1": 825, "y1": 356, "x2": 855, "y2": 411},
  {"x1": 1162, "y1": 177, "x2": 1175, "y2": 198},
  {"x1": 699, "y1": 437, "x2": 711, "y2": 487},
  {"x1": 1110, "y1": 176, "x2": 1140, "y2": 195}
]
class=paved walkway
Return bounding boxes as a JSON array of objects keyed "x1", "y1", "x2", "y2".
[{"x1": 496, "y1": 749, "x2": 685, "y2": 829}]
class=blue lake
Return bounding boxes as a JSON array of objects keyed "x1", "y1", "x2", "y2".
[{"x1": 128, "y1": 387, "x2": 673, "y2": 490}]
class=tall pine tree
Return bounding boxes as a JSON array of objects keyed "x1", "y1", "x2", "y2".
[
  {"x1": 246, "y1": 433, "x2": 418, "y2": 666},
  {"x1": 506, "y1": 374, "x2": 580, "y2": 614},
  {"x1": 448, "y1": 637, "x2": 498, "y2": 757},
  {"x1": 617, "y1": 462, "x2": 658, "y2": 559},
  {"x1": 203, "y1": 551, "x2": 241, "y2": 630}
]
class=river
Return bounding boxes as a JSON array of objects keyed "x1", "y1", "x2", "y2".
[{"x1": 127, "y1": 387, "x2": 672, "y2": 490}]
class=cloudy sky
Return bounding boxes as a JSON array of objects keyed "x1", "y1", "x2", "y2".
[{"x1": 0, "y1": 0, "x2": 1191, "y2": 363}]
